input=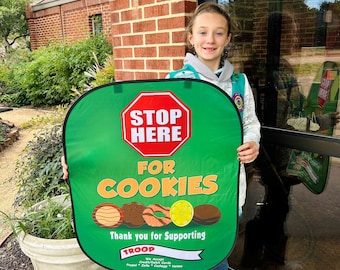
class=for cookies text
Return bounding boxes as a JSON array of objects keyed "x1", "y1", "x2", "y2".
[{"x1": 97, "y1": 175, "x2": 218, "y2": 199}]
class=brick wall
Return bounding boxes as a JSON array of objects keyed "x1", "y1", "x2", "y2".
[
  {"x1": 27, "y1": 0, "x2": 197, "y2": 81},
  {"x1": 111, "y1": 0, "x2": 197, "y2": 81},
  {"x1": 26, "y1": 0, "x2": 112, "y2": 50},
  {"x1": 27, "y1": 0, "x2": 339, "y2": 83}
]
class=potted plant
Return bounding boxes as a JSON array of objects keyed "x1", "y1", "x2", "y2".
[
  {"x1": 14, "y1": 195, "x2": 106, "y2": 269},
  {"x1": 1, "y1": 109, "x2": 105, "y2": 270}
]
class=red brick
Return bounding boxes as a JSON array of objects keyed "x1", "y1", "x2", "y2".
[
  {"x1": 146, "y1": 59, "x2": 170, "y2": 70},
  {"x1": 145, "y1": 32, "x2": 169, "y2": 45},
  {"x1": 159, "y1": 45, "x2": 185, "y2": 57},
  {"x1": 136, "y1": 71, "x2": 159, "y2": 80},
  {"x1": 121, "y1": 9, "x2": 142, "y2": 21},
  {"x1": 172, "y1": 59, "x2": 184, "y2": 70},
  {"x1": 111, "y1": 12, "x2": 120, "y2": 23},
  {"x1": 112, "y1": 23, "x2": 131, "y2": 35},
  {"x1": 134, "y1": 47, "x2": 157, "y2": 58},
  {"x1": 171, "y1": 1, "x2": 196, "y2": 14},
  {"x1": 112, "y1": 36, "x2": 121, "y2": 46},
  {"x1": 114, "y1": 47, "x2": 133, "y2": 58},
  {"x1": 123, "y1": 35, "x2": 143, "y2": 46},
  {"x1": 172, "y1": 30, "x2": 186, "y2": 43},
  {"x1": 139, "y1": 0, "x2": 155, "y2": 5},
  {"x1": 124, "y1": 59, "x2": 145, "y2": 70},
  {"x1": 133, "y1": 20, "x2": 156, "y2": 33},
  {"x1": 115, "y1": 70, "x2": 135, "y2": 81},
  {"x1": 115, "y1": 59, "x2": 123, "y2": 69},
  {"x1": 158, "y1": 16, "x2": 185, "y2": 30},
  {"x1": 144, "y1": 4, "x2": 169, "y2": 19},
  {"x1": 111, "y1": 0, "x2": 130, "y2": 10}
]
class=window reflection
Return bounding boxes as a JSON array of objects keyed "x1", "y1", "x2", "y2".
[{"x1": 199, "y1": 1, "x2": 340, "y2": 269}]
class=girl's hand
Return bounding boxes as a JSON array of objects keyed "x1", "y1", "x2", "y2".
[
  {"x1": 61, "y1": 156, "x2": 69, "y2": 180},
  {"x1": 237, "y1": 141, "x2": 259, "y2": 164}
]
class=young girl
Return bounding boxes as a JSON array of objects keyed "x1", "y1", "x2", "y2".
[
  {"x1": 62, "y1": 3, "x2": 260, "y2": 269},
  {"x1": 169, "y1": 3, "x2": 261, "y2": 269},
  {"x1": 173, "y1": 2, "x2": 260, "y2": 212}
]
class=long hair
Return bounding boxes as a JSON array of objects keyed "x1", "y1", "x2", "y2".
[{"x1": 185, "y1": 2, "x2": 232, "y2": 55}]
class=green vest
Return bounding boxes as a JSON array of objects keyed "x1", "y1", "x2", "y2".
[{"x1": 169, "y1": 64, "x2": 245, "y2": 118}]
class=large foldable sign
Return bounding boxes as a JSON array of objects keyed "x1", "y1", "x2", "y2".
[{"x1": 63, "y1": 79, "x2": 242, "y2": 269}]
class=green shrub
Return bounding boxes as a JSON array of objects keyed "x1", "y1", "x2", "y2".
[
  {"x1": 0, "y1": 106, "x2": 75, "y2": 239},
  {"x1": 0, "y1": 34, "x2": 113, "y2": 106},
  {"x1": 14, "y1": 107, "x2": 68, "y2": 208},
  {"x1": 0, "y1": 48, "x2": 32, "y2": 106},
  {"x1": 1, "y1": 106, "x2": 76, "y2": 239},
  {"x1": 22, "y1": 45, "x2": 72, "y2": 106},
  {"x1": 83, "y1": 54, "x2": 115, "y2": 92},
  {"x1": 66, "y1": 34, "x2": 113, "y2": 90}
]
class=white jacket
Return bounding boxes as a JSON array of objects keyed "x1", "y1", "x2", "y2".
[{"x1": 180, "y1": 53, "x2": 261, "y2": 208}]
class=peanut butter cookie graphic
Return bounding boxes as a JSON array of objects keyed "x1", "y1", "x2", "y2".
[
  {"x1": 193, "y1": 204, "x2": 221, "y2": 225},
  {"x1": 142, "y1": 204, "x2": 171, "y2": 227},
  {"x1": 93, "y1": 203, "x2": 123, "y2": 228},
  {"x1": 122, "y1": 202, "x2": 146, "y2": 228}
]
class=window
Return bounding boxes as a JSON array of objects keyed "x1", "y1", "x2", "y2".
[{"x1": 90, "y1": 14, "x2": 103, "y2": 35}]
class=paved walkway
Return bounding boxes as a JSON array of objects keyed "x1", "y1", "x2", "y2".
[{"x1": 0, "y1": 108, "x2": 51, "y2": 241}]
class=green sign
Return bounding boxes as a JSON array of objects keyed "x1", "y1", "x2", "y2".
[
  {"x1": 63, "y1": 79, "x2": 242, "y2": 269},
  {"x1": 293, "y1": 61, "x2": 339, "y2": 193}
]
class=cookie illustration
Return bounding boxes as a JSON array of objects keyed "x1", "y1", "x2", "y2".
[
  {"x1": 92, "y1": 203, "x2": 123, "y2": 228},
  {"x1": 122, "y1": 202, "x2": 146, "y2": 228},
  {"x1": 142, "y1": 204, "x2": 171, "y2": 227},
  {"x1": 170, "y1": 200, "x2": 194, "y2": 227},
  {"x1": 193, "y1": 204, "x2": 221, "y2": 225}
]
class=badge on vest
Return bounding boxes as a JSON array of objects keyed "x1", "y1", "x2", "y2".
[{"x1": 232, "y1": 92, "x2": 244, "y2": 115}]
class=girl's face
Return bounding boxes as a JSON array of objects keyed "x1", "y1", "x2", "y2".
[{"x1": 188, "y1": 12, "x2": 231, "y2": 71}]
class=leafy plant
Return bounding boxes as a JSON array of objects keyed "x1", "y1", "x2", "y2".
[
  {"x1": 22, "y1": 44, "x2": 73, "y2": 106},
  {"x1": 65, "y1": 34, "x2": 113, "y2": 90},
  {"x1": 1, "y1": 195, "x2": 75, "y2": 239},
  {"x1": 0, "y1": 48, "x2": 32, "y2": 106},
  {"x1": 14, "y1": 107, "x2": 68, "y2": 208},
  {"x1": 0, "y1": 34, "x2": 112, "y2": 106},
  {"x1": 83, "y1": 53, "x2": 115, "y2": 92},
  {"x1": 0, "y1": 106, "x2": 75, "y2": 240}
]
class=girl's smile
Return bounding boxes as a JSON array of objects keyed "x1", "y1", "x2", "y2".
[{"x1": 188, "y1": 12, "x2": 231, "y2": 71}]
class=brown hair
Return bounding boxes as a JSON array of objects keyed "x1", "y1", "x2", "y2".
[{"x1": 185, "y1": 2, "x2": 232, "y2": 54}]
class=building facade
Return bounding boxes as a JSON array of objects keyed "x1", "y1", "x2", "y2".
[
  {"x1": 26, "y1": 0, "x2": 340, "y2": 81},
  {"x1": 26, "y1": 0, "x2": 197, "y2": 81}
]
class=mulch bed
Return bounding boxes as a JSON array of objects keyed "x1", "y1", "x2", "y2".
[{"x1": 0, "y1": 233, "x2": 33, "y2": 270}]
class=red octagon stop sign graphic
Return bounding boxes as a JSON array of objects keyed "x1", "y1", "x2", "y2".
[{"x1": 121, "y1": 91, "x2": 191, "y2": 157}]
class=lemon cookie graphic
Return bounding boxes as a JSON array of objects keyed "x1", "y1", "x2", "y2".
[{"x1": 170, "y1": 200, "x2": 194, "y2": 227}]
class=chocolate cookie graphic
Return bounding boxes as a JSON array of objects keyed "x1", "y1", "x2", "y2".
[
  {"x1": 193, "y1": 204, "x2": 221, "y2": 225},
  {"x1": 122, "y1": 202, "x2": 146, "y2": 228},
  {"x1": 93, "y1": 203, "x2": 123, "y2": 228}
]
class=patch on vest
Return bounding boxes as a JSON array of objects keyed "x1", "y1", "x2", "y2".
[{"x1": 233, "y1": 92, "x2": 244, "y2": 114}]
